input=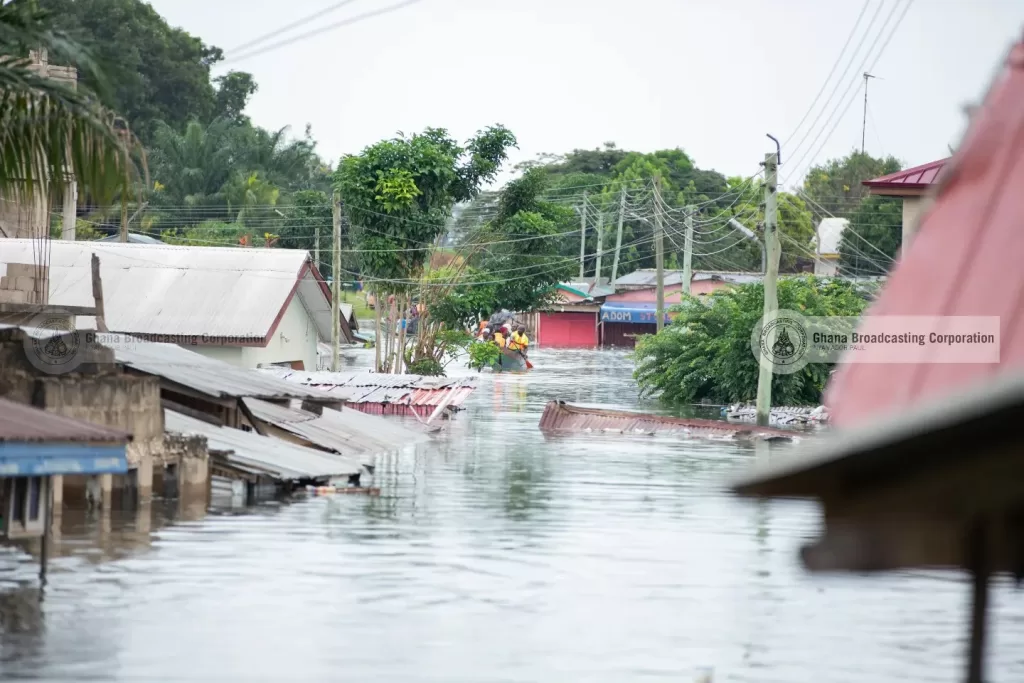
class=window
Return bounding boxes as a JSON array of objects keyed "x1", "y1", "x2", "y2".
[{"x1": 28, "y1": 478, "x2": 41, "y2": 521}]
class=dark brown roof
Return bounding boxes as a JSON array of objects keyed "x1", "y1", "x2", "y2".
[{"x1": 0, "y1": 398, "x2": 130, "y2": 444}]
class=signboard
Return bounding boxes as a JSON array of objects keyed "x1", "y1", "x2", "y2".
[{"x1": 599, "y1": 305, "x2": 673, "y2": 325}]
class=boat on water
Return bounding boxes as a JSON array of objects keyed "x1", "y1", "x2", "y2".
[{"x1": 495, "y1": 349, "x2": 529, "y2": 372}]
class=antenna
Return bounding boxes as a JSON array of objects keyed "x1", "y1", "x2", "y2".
[{"x1": 861, "y1": 72, "x2": 877, "y2": 154}]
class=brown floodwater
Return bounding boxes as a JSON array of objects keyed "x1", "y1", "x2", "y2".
[{"x1": 1, "y1": 348, "x2": 1022, "y2": 682}]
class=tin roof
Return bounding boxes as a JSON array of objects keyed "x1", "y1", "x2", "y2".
[
  {"x1": 262, "y1": 369, "x2": 477, "y2": 408},
  {"x1": 0, "y1": 398, "x2": 130, "y2": 443},
  {"x1": 612, "y1": 269, "x2": 764, "y2": 288},
  {"x1": 863, "y1": 158, "x2": 949, "y2": 191},
  {"x1": 242, "y1": 398, "x2": 429, "y2": 457},
  {"x1": 826, "y1": 37, "x2": 1024, "y2": 429},
  {"x1": 0, "y1": 240, "x2": 351, "y2": 344},
  {"x1": 96, "y1": 233, "x2": 165, "y2": 244},
  {"x1": 165, "y1": 409, "x2": 363, "y2": 480},
  {"x1": 112, "y1": 338, "x2": 336, "y2": 402}
]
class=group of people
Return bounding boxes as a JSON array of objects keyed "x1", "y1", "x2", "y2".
[{"x1": 477, "y1": 320, "x2": 530, "y2": 357}]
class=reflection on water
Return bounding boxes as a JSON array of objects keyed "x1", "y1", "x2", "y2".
[{"x1": 1, "y1": 348, "x2": 1023, "y2": 681}]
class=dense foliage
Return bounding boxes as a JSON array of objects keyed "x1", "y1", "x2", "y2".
[
  {"x1": 634, "y1": 277, "x2": 870, "y2": 406},
  {"x1": 838, "y1": 195, "x2": 903, "y2": 276}
]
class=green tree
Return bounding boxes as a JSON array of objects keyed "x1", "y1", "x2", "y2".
[
  {"x1": 0, "y1": 0, "x2": 139, "y2": 208},
  {"x1": 634, "y1": 277, "x2": 869, "y2": 406},
  {"x1": 214, "y1": 71, "x2": 258, "y2": 124},
  {"x1": 801, "y1": 151, "x2": 902, "y2": 219},
  {"x1": 38, "y1": 0, "x2": 233, "y2": 141},
  {"x1": 838, "y1": 195, "x2": 902, "y2": 276}
]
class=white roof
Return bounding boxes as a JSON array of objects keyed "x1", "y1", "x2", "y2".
[
  {"x1": 816, "y1": 218, "x2": 849, "y2": 256},
  {"x1": 0, "y1": 240, "x2": 332, "y2": 342}
]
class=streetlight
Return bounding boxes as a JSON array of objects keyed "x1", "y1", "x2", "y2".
[{"x1": 729, "y1": 218, "x2": 766, "y2": 275}]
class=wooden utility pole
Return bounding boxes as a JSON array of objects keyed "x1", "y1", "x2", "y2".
[
  {"x1": 120, "y1": 198, "x2": 128, "y2": 243},
  {"x1": 611, "y1": 186, "x2": 626, "y2": 282},
  {"x1": 578, "y1": 192, "x2": 587, "y2": 279},
  {"x1": 62, "y1": 177, "x2": 77, "y2": 240},
  {"x1": 594, "y1": 211, "x2": 604, "y2": 281},
  {"x1": 681, "y1": 205, "x2": 695, "y2": 296},
  {"x1": 755, "y1": 147, "x2": 782, "y2": 427},
  {"x1": 90, "y1": 254, "x2": 108, "y2": 332},
  {"x1": 331, "y1": 190, "x2": 342, "y2": 372},
  {"x1": 654, "y1": 177, "x2": 665, "y2": 333}
]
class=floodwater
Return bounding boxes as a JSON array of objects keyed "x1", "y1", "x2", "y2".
[{"x1": 2, "y1": 348, "x2": 1023, "y2": 682}]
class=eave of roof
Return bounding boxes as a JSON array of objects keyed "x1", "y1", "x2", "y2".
[{"x1": 863, "y1": 158, "x2": 949, "y2": 192}]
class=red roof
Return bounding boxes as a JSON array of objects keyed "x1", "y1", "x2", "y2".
[
  {"x1": 826, "y1": 36, "x2": 1024, "y2": 429},
  {"x1": 862, "y1": 157, "x2": 949, "y2": 191}
]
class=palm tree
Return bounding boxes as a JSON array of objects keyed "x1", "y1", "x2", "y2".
[{"x1": 0, "y1": 0, "x2": 139, "y2": 211}]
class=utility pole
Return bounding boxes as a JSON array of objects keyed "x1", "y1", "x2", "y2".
[
  {"x1": 579, "y1": 192, "x2": 587, "y2": 279},
  {"x1": 611, "y1": 186, "x2": 626, "y2": 282},
  {"x1": 681, "y1": 205, "x2": 694, "y2": 296},
  {"x1": 594, "y1": 211, "x2": 604, "y2": 281},
  {"x1": 331, "y1": 190, "x2": 342, "y2": 372},
  {"x1": 314, "y1": 226, "x2": 320, "y2": 273},
  {"x1": 62, "y1": 178, "x2": 77, "y2": 240},
  {"x1": 654, "y1": 177, "x2": 665, "y2": 333},
  {"x1": 119, "y1": 196, "x2": 128, "y2": 242},
  {"x1": 756, "y1": 142, "x2": 782, "y2": 427},
  {"x1": 861, "y1": 72, "x2": 876, "y2": 154}
]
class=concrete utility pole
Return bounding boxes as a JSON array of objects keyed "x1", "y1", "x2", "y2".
[
  {"x1": 611, "y1": 186, "x2": 626, "y2": 282},
  {"x1": 755, "y1": 141, "x2": 782, "y2": 427},
  {"x1": 594, "y1": 211, "x2": 604, "y2": 281},
  {"x1": 579, "y1": 192, "x2": 587, "y2": 279},
  {"x1": 62, "y1": 179, "x2": 77, "y2": 240},
  {"x1": 681, "y1": 205, "x2": 695, "y2": 296},
  {"x1": 314, "y1": 226, "x2": 320, "y2": 273},
  {"x1": 331, "y1": 190, "x2": 343, "y2": 372},
  {"x1": 654, "y1": 177, "x2": 665, "y2": 333},
  {"x1": 861, "y1": 72, "x2": 876, "y2": 154}
]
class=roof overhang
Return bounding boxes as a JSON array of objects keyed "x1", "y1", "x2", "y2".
[
  {"x1": 0, "y1": 442, "x2": 129, "y2": 476},
  {"x1": 732, "y1": 370, "x2": 1024, "y2": 574}
]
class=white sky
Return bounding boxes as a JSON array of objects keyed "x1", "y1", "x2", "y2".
[{"x1": 149, "y1": 0, "x2": 1022, "y2": 189}]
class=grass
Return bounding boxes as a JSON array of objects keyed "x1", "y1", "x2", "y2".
[{"x1": 340, "y1": 290, "x2": 374, "y2": 321}]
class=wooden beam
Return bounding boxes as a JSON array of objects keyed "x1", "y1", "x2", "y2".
[{"x1": 91, "y1": 254, "x2": 108, "y2": 333}]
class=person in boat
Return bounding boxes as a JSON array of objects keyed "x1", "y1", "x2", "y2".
[
  {"x1": 478, "y1": 326, "x2": 491, "y2": 342},
  {"x1": 509, "y1": 325, "x2": 529, "y2": 357},
  {"x1": 493, "y1": 326, "x2": 508, "y2": 349}
]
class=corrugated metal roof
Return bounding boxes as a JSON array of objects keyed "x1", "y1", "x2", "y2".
[
  {"x1": 863, "y1": 158, "x2": 949, "y2": 190},
  {"x1": 0, "y1": 398, "x2": 130, "y2": 443},
  {"x1": 826, "y1": 38, "x2": 1024, "y2": 428},
  {"x1": 165, "y1": 409, "x2": 363, "y2": 479},
  {"x1": 0, "y1": 240, "x2": 340, "y2": 342},
  {"x1": 242, "y1": 398, "x2": 428, "y2": 457},
  {"x1": 112, "y1": 337, "x2": 336, "y2": 401},
  {"x1": 261, "y1": 369, "x2": 477, "y2": 408},
  {"x1": 612, "y1": 269, "x2": 765, "y2": 288},
  {"x1": 96, "y1": 234, "x2": 165, "y2": 244},
  {"x1": 816, "y1": 218, "x2": 849, "y2": 256}
]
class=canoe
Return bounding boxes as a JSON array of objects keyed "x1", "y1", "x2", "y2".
[{"x1": 495, "y1": 349, "x2": 529, "y2": 372}]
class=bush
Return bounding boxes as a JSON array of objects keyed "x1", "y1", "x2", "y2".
[{"x1": 633, "y1": 276, "x2": 869, "y2": 406}]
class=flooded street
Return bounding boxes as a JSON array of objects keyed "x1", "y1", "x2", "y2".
[{"x1": 2, "y1": 348, "x2": 1023, "y2": 682}]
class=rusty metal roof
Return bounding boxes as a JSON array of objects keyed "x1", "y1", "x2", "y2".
[
  {"x1": 863, "y1": 158, "x2": 949, "y2": 191},
  {"x1": 826, "y1": 37, "x2": 1024, "y2": 429},
  {"x1": 0, "y1": 398, "x2": 130, "y2": 443},
  {"x1": 261, "y1": 369, "x2": 477, "y2": 407}
]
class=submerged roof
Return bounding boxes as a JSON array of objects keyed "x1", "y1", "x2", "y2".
[
  {"x1": 165, "y1": 409, "x2": 363, "y2": 480},
  {"x1": 112, "y1": 338, "x2": 336, "y2": 402},
  {"x1": 826, "y1": 37, "x2": 1024, "y2": 429},
  {"x1": 262, "y1": 369, "x2": 477, "y2": 408},
  {"x1": 863, "y1": 158, "x2": 949, "y2": 193},
  {"x1": 0, "y1": 240, "x2": 351, "y2": 344},
  {"x1": 0, "y1": 398, "x2": 129, "y2": 444},
  {"x1": 242, "y1": 398, "x2": 429, "y2": 458}
]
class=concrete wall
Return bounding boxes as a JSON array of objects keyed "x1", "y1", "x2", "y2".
[
  {"x1": 187, "y1": 294, "x2": 319, "y2": 370},
  {"x1": 0, "y1": 263, "x2": 48, "y2": 305},
  {"x1": 902, "y1": 196, "x2": 933, "y2": 250},
  {"x1": 814, "y1": 257, "x2": 840, "y2": 277}
]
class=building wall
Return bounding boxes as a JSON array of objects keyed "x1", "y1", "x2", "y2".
[
  {"x1": 901, "y1": 196, "x2": 936, "y2": 249},
  {"x1": 814, "y1": 257, "x2": 840, "y2": 277},
  {"x1": 536, "y1": 311, "x2": 597, "y2": 348},
  {"x1": 601, "y1": 322, "x2": 656, "y2": 348},
  {"x1": 187, "y1": 295, "x2": 319, "y2": 371}
]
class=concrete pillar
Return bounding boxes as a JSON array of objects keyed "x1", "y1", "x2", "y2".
[
  {"x1": 86, "y1": 474, "x2": 113, "y2": 509},
  {"x1": 51, "y1": 474, "x2": 64, "y2": 508},
  {"x1": 136, "y1": 455, "x2": 153, "y2": 501}
]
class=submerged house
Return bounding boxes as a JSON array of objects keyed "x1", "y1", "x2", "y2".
[
  {"x1": 530, "y1": 283, "x2": 605, "y2": 348},
  {"x1": 0, "y1": 241, "x2": 354, "y2": 372},
  {"x1": 732, "y1": 34, "x2": 1024, "y2": 683}
]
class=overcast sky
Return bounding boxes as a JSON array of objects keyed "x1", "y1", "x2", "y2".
[{"x1": 149, "y1": 0, "x2": 1022, "y2": 189}]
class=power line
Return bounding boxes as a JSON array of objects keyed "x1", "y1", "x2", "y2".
[{"x1": 226, "y1": 0, "x2": 362, "y2": 54}]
